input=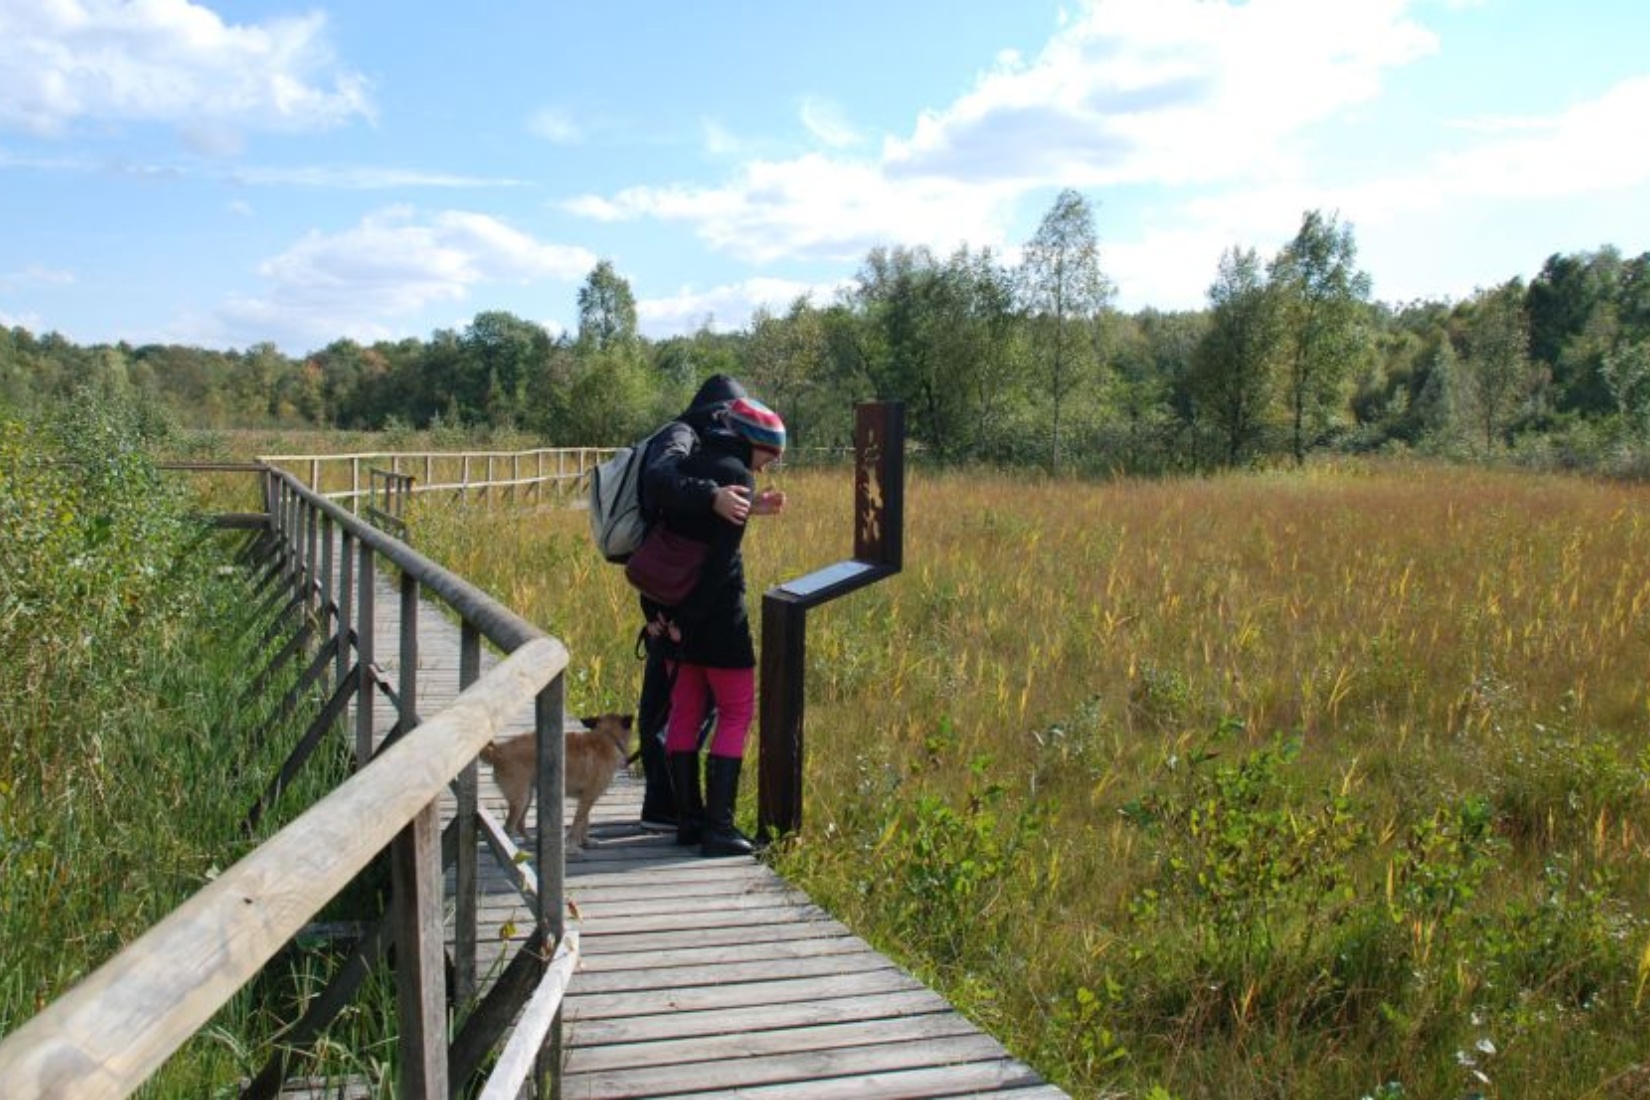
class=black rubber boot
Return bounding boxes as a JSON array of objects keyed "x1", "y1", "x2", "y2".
[
  {"x1": 701, "y1": 755, "x2": 755, "y2": 858},
  {"x1": 668, "y1": 751, "x2": 703, "y2": 847}
]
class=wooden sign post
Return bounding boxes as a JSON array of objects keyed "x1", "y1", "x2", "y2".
[{"x1": 758, "y1": 401, "x2": 904, "y2": 839}]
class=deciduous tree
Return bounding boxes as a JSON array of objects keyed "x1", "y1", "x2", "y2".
[
  {"x1": 577, "y1": 260, "x2": 638, "y2": 352},
  {"x1": 1190, "y1": 247, "x2": 1282, "y2": 466},
  {"x1": 1020, "y1": 189, "x2": 1113, "y2": 471},
  {"x1": 1462, "y1": 280, "x2": 1535, "y2": 449},
  {"x1": 1270, "y1": 210, "x2": 1372, "y2": 464}
]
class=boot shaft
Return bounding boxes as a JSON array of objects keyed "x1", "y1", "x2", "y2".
[
  {"x1": 701, "y1": 754, "x2": 754, "y2": 858},
  {"x1": 668, "y1": 751, "x2": 703, "y2": 846}
]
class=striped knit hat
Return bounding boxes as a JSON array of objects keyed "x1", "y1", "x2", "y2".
[{"x1": 725, "y1": 397, "x2": 786, "y2": 455}]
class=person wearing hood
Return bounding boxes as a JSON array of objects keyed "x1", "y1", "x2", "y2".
[
  {"x1": 642, "y1": 394, "x2": 787, "y2": 856},
  {"x1": 632, "y1": 376, "x2": 784, "y2": 835}
]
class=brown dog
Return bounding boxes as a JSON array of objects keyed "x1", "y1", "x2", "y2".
[{"x1": 479, "y1": 714, "x2": 634, "y2": 849}]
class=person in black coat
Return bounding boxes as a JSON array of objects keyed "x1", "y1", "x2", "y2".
[
  {"x1": 647, "y1": 396, "x2": 786, "y2": 857},
  {"x1": 634, "y1": 376, "x2": 784, "y2": 832}
]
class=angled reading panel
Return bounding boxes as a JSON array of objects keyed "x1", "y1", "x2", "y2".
[{"x1": 774, "y1": 560, "x2": 891, "y2": 607}]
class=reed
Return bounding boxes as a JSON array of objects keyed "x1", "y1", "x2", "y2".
[
  {"x1": 417, "y1": 458, "x2": 1650, "y2": 1099},
  {"x1": 1, "y1": 410, "x2": 403, "y2": 1095}
]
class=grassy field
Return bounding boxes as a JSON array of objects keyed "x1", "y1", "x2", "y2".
[
  {"x1": 11, "y1": 421, "x2": 1650, "y2": 1097},
  {"x1": 412, "y1": 458, "x2": 1650, "y2": 1099}
]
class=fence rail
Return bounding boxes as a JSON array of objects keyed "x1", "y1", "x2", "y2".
[
  {"x1": 260, "y1": 447, "x2": 612, "y2": 505},
  {"x1": 0, "y1": 463, "x2": 579, "y2": 1098}
]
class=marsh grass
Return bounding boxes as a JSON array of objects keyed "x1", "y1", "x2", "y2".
[
  {"x1": 415, "y1": 458, "x2": 1650, "y2": 1099},
  {"x1": 2, "y1": 409, "x2": 406, "y2": 1095}
]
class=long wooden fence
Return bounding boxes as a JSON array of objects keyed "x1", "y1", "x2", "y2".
[
  {"x1": 261, "y1": 447, "x2": 610, "y2": 507},
  {"x1": 0, "y1": 463, "x2": 579, "y2": 1098}
]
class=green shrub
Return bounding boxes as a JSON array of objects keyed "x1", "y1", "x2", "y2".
[{"x1": 1, "y1": 391, "x2": 380, "y2": 1091}]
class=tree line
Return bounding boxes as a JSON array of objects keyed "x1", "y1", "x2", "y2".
[{"x1": 4, "y1": 192, "x2": 1649, "y2": 475}]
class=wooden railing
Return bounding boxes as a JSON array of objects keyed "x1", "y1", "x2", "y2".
[
  {"x1": 0, "y1": 464, "x2": 579, "y2": 1098},
  {"x1": 261, "y1": 447, "x2": 611, "y2": 505}
]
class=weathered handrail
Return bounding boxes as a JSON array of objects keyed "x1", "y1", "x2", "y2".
[
  {"x1": 0, "y1": 639, "x2": 565, "y2": 1095},
  {"x1": 0, "y1": 462, "x2": 579, "y2": 1098},
  {"x1": 260, "y1": 447, "x2": 612, "y2": 505}
]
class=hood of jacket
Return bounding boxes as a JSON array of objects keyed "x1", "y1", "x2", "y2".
[{"x1": 679, "y1": 374, "x2": 748, "y2": 439}]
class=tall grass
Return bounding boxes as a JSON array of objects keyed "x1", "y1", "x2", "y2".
[
  {"x1": 1, "y1": 403, "x2": 401, "y2": 1095},
  {"x1": 415, "y1": 457, "x2": 1650, "y2": 1099}
]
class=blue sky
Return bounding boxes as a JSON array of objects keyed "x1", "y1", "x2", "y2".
[{"x1": 1, "y1": 0, "x2": 1647, "y2": 356}]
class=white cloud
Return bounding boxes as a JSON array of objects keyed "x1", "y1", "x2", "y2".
[
  {"x1": 568, "y1": 154, "x2": 1019, "y2": 264},
  {"x1": 798, "y1": 97, "x2": 861, "y2": 149},
  {"x1": 216, "y1": 206, "x2": 596, "y2": 348},
  {"x1": 0, "y1": 0, "x2": 373, "y2": 139},
  {"x1": 1103, "y1": 70, "x2": 1650, "y2": 311},
  {"x1": 1431, "y1": 75, "x2": 1650, "y2": 199},
  {"x1": 637, "y1": 275, "x2": 851, "y2": 337},
  {"x1": 565, "y1": 0, "x2": 1435, "y2": 274},
  {"x1": 0, "y1": 307, "x2": 46, "y2": 331},
  {"x1": 701, "y1": 117, "x2": 741, "y2": 157},
  {"x1": 0, "y1": 147, "x2": 518, "y2": 189},
  {"x1": 884, "y1": 0, "x2": 1435, "y2": 188},
  {"x1": 1181, "y1": 73, "x2": 1650, "y2": 243},
  {"x1": 527, "y1": 106, "x2": 580, "y2": 144},
  {"x1": 0, "y1": 263, "x2": 76, "y2": 288},
  {"x1": 230, "y1": 165, "x2": 527, "y2": 190}
]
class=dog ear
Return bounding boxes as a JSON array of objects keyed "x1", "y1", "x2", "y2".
[
  {"x1": 577, "y1": 715, "x2": 597, "y2": 729},
  {"x1": 618, "y1": 714, "x2": 634, "y2": 729}
]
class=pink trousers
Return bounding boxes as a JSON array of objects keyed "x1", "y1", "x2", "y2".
[{"x1": 665, "y1": 663, "x2": 754, "y2": 758}]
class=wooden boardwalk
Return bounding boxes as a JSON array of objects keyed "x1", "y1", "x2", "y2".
[{"x1": 369, "y1": 574, "x2": 1066, "y2": 1098}]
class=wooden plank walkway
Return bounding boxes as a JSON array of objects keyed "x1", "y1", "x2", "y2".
[{"x1": 366, "y1": 571, "x2": 1065, "y2": 1099}]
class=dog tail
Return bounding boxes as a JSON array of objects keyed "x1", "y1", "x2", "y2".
[{"x1": 478, "y1": 742, "x2": 498, "y2": 765}]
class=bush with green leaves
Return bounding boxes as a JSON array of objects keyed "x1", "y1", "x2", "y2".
[
  {"x1": 1, "y1": 391, "x2": 380, "y2": 1091},
  {"x1": 1, "y1": 392, "x2": 190, "y2": 679}
]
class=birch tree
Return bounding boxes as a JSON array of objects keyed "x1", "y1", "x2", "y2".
[{"x1": 1020, "y1": 189, "x2": 1112, "y2": 471}]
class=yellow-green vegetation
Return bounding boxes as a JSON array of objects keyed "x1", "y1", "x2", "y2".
[
  {"x1": 415, "y1": 459, "x2": 1650, "y2": 1100},
  {"x1": 0, "y1": 404, "x2": 394, "y2": 1094}
]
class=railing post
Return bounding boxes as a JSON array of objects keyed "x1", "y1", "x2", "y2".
[
  {"x1": 262, "y1": 466, "x2": 277, "y2": 529},
  {"x1": 286, "y1": 488, "x2": 304, "y2": 604},
  {"x1": 533, "y1": 671, "x2": 567, "y2": 1095},
  {"x1": 337, "y1": 528, "x2": 354, "y2": 690},
  {"x1": 455, "y1": 621, "x2": 482, "y2": 1006},
  {"x1": 758, "y1": 593, "x2": 808, "y2": 836},
  {"x1": 354, "y1": 542, "x2": 376, "y2": 769},
  {"x1": 391, "y1": 570, "x2": 448, "y2": 1095},
  {"x1": 319, "y1": 513, "x2": 336, "y2": 691},
  {"x1": 290, "y1": 488, "x2": 304, "y2": 599},
  {"x1": 304, "y1": 499, "x2": 321, "y2": 619},
  {"x1": 280, "y1": 482, "x2": 297, "y2": 589}
]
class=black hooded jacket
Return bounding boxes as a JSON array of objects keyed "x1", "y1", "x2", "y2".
[
  {"x1": 638, "y1": 374, "x2": 747, "y2": 519},
  {"x1": 636, "y1": 375, "x2": 759, "y2": 668}
]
